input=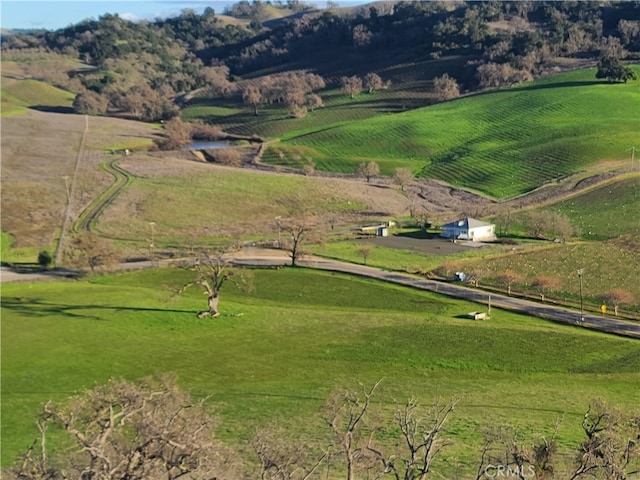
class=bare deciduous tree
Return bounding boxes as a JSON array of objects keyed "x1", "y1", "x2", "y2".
[
  {"x1": 393, "y1": 167, "x2": 414, "y2": 192},
  {"x1": 199, "y1": 65, "x2": 233, "y2": 97},
  {"x1": 474, "y1": 423, "x2": 559, "y2": 480},
  {"x1": 364, "y1": 72, "x2": 384, "y2": 93},
  {"x1": 604, "y1": 289, "x2": 635, "y2": 317},
  {"x1": 476, "y1": 62, "x2": 532, "y2": 89},
  {"x1": 159, "y1": 117, "x2": 193, "y2": 149},
  {"x1": 252, "y1": 427, "x2": 328, "y2": 480},
  {"x1": 356, "y1": 243, "x2": 372, "y2": 265},
  {"x1": 352, "y1": 24, "x2": 373, "y2": 48},
  {"x1": 214, "y1": 148, "x2": 242, "y2": 166},
  {"x1": 569, "y1": 400, "x2": 640, "y2": 480},
  {"x1": 494, "y1": 206, "x2": 513, "y2": 237},
  {"x1": 323, "y1": 381, "x2": 382, "y2": 480},
  {"x1": 409, "y1": 198, "x2": 431, "y2": 232},
  {"x1": 531, "y1": 274, "x2": 562, "y2": 302},
  {"x1": 242, "y1": 83, "x2": 264, "y2": 115},
  {"x1": 302, "y1": 158, "x2": 315, "y2": 176},
  {"x1": 8, "y1": 376, "x2": 240, "y2": 480},
  {"x1": 495, "y1": 270, "x2": 523, "y2": 295},
  {"x1": 304, "y1": 93, "x2": 324, "y2": 112},
  {"x1": 367, "y1": 397, "x2": 459, "y2": 480},
  {"x1": 547, "y1": 212, "x2": 576, "y2": 243},
  {"x1": 356, "y1": 161, "x2": 380, "y2": 183},
  {"x1": 279, "y1": 219, "x2": 311, "y2": 267},
  {"x1": 433, "y1": 73, "x2": 460, "y2": 100},
  {"x1": 522, "y1": 211, "x2": 549, "y2": 239},
  {"x1": 340, "y1": 75, "x2": 363, "y2": 99},
  {"x1": 181, "y1": 244, "x2": 249, "y2": 318},
  {"x1": 276, "y1": 195, "x2": 320, "y2": 267}
]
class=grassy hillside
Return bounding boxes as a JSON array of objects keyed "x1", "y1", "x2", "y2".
[
  {"x1": 548, "y1": 175, "x2": 640, "y2": 240},
  {"x1": 0, "y1": 78, "x2": 74, "y2": 115},
  {"x1": 182, "y1": 56, "x2": 464, "y2": 140},
  {"x1": 2, "y1": 268, "x2": 639, "y2": 472},
  {"x1": 95, "y1": 160, "x2": 407, "y2": 250},
  {"x1": 272, "y1": 67, "x2": 640, "y2": 198}
]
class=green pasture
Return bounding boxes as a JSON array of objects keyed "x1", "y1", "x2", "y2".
[
  {"x1": 0, "y1": 78, "x2": 74, "y2": 113},
  {"x1": 181, "y1": 54, "x2": 453, "y2": 140},
  {"x1": 274, "y1": 67, "x2": 640, "y2": 198},
  {"x1": 463, "y1": 240, "x2": 640, "y2": 307},
  {"x1": 548, "y1": 175, "x2": 640, "y2": 240},
  {"x1": 0, "y1": 231, "x2": 46, "y2": 264},
  {"x1": 2, "y1": 267, "x2": 639, "y2": 472},
  {"x1": 309, "y1": 237, "x2": 640, "y2": 309},
  {"x1": 0, "y1": 90, "x2": 28, "y2": 116},
  {"x1": 96, "y1": 168, "x2": 365, "y2": 246},
  {"x1": 309, "y1": 237, "x2": 511, "y2": 273}
]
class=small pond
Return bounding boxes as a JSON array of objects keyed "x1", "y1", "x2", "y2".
[{"x1": 186, "y1": 141, "x2": 232, "y2": 150}]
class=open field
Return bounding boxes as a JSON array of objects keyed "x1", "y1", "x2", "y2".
[
  {"x1": 95, "y1": 155, "x2": 410, "y2": 252},
  {"x1": 2, "y1": 267, "x2": 640, "y2": 473},
  {"x1": 271, "y1": 67, "x2": 640, "y2": 197}
]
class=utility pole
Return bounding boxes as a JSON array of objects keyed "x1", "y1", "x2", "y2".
[
  {"x1": 149, "y1": 221, "x2": 156, "y2": 266},
  {"x1": 275, "y1": 216, "x2": 282, "y2": 248},
  {"x1": 577, "y1": 268, "x2": 584, "y2": 323}
]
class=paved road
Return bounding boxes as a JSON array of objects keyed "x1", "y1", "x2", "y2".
[
  {"x1": 3, "y1": 248, "x2": 639, "y2": 339},
  {"x1": 233, "y1": 249, "x2": 640, "y2": 340}
]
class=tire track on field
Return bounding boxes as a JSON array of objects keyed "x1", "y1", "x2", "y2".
[
  {"x1": 55, "y1": 115, "x2": 88, "y2": 264},
  {"x1": 74, "y1": 158, "x2": 133, "y2": 233}
]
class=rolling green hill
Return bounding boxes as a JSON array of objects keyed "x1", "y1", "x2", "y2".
[{"x1": 273, "y1": 67, "x2": 640, "y2": 198}]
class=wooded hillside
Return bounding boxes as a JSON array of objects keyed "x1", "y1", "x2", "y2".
[{"x1": 2, "y1": 1, "x2": 639, "y2": 123}]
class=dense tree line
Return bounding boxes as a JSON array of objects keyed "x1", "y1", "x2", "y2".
[{"x1": 2, "y1": 1, "x2": 639, "y2": 121}]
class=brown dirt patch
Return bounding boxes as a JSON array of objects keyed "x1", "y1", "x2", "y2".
[{"x1": 1, "y1": 110, "x2": 157, "y2": 248}]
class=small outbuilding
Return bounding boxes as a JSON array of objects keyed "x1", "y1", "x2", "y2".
[{"x1": 440, "y1": 217, "x2": 496, "y2": 242}]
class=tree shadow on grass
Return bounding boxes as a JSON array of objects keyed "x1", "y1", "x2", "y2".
[
  {"x1": 29, "y1": 106, "x2": 75, "y2": 114},
  {"x1": 396, "y1": 230, "x2": 439, "y2": 239},
  {"x1": 1, "y1": 297, "x2": 194, "y2": 321},
  {"x1": 507, "y1": 80, "x2": 611, "y2": 93}
]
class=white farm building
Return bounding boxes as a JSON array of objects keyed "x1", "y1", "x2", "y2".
[{"x1": 440, "y1": 217, "x2": 496, "y2": 242}]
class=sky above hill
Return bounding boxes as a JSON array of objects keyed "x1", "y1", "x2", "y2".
[
  {"x1": 2, "y1": 0, "x2": 364, "y2": 31},
  {"x1": 1, "y1": 1, "x2": 245, "y2": 30}
]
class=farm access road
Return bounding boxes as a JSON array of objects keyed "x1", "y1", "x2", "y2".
[{"x1": 3, "y1": 247, "x2": 639, "y2": 340}]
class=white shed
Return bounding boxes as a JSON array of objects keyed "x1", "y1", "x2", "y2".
[{"x1": 440, "y1": 217, "x2": 496, "y2": 242}]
